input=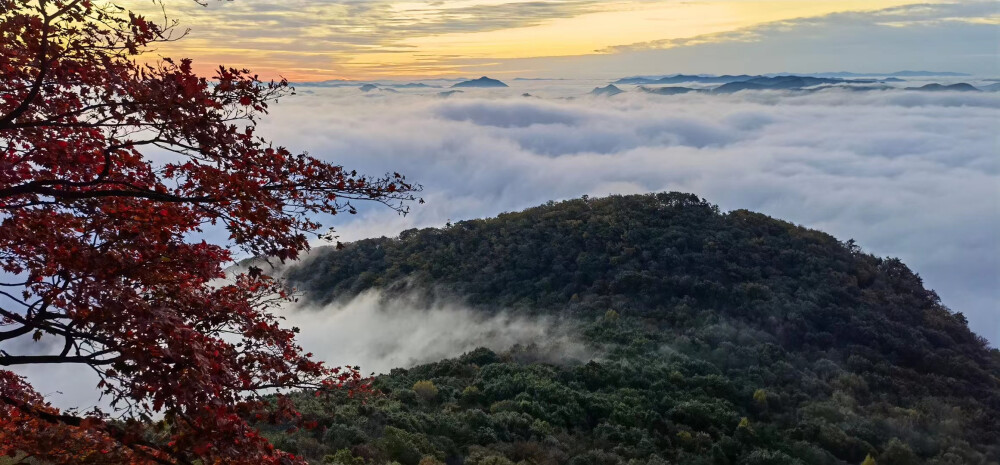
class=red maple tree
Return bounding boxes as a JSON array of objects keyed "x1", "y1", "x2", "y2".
[{"x1": 0, "y1": 1, "x2": 418, "y2": 463}]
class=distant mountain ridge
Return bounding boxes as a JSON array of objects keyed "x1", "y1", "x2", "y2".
[
  {"x1": 982, "y1": 82, "x2": 1000, "y2": 92},
  {"x1": 904, "y1": 83, "x2": 980, "y2": 92},
  {"x1": 452, "y1": 76, "x2": 509, "y2": 88},
  {"x1": 613, "y1": 71, "x2": 971, "y2": 85},
  {"x1": 358, "y1": 84, "x2": 400, "y2": 94},
  {"x1": 785, "y1": 71, "x2": 971, "y2": 78},
  {"x1": 289, "y1": 72, "x2": 972, "y2": 89},
  {"x1": 589, "y1": 84, "x2": 623, "y2": 96},
  {"x1": 614, "y1": 74, "x2": 756, "y2": 85},
  {"x1": 639, "y1": 85, "x2": 702, "y2": 95},
  {"x1": 713, "y1": 76, "x2": 852, "y2": 93},
  {"x1": 612, "y1": 75, "x2": 982, "y2": 95},
  {"x1": 391, "y1": 83, "x2": 439, "y2": 88},
  {"x1": 612, "y1": 74, "x2": 893, "y2": 90}
]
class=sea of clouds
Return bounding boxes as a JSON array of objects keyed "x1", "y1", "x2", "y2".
[
  {"x1": 261, "y1": 81, "x2": 1000, "y2": 344},
  {"x1": 14, "y1": 80, "x2": 1000, "y2": 412}
]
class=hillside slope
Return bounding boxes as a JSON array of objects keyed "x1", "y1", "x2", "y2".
[{"x1": 274, "y1": 193, "x2": 999, "y2": 465}]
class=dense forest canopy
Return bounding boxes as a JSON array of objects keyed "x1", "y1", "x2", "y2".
[{"x1": 268, "y1": 193, "x2": 999, "y2": 465}]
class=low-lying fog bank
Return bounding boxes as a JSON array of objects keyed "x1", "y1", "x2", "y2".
[{"x1": 281, "y1": 290, "x2": 595, "y2": 375}]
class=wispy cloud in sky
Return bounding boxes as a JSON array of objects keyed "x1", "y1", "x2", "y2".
[
  {"x1": 133, "y1": 0, "x2": 613, "y2": 76},
  {"x1": 505, "y1": 1, "x2": 1000, "y2": 77},
  {"x1": 124, "y1": 0, "x2": 978, "y2": 79},
  {"x1": 601, "y1": 2, "x2": 1000, "y2": 54}
]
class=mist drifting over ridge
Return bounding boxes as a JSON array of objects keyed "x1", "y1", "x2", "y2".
[{"x1": 280, "y1": 290, "x2": 593, "y2": 376}]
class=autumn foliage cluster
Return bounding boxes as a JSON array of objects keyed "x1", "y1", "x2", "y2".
[{"x1": 0, "y1": 0, "x2": 416, "y2": 463}]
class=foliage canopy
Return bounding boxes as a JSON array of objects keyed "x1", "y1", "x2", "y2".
[
  {"x1": 276, "y1": 193, "x2": 999, "y2": 465},
  {"x1": 0, "y1": 1, "x2": 416, "y2": 463}
]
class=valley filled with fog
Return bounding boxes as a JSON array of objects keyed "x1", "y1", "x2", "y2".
[
  {"x1": 260, "y1": 78, "x2": 999, "y2": 345},
  {"x1": 17, "y1": 76, "x2": 1000, "y2": 415}
]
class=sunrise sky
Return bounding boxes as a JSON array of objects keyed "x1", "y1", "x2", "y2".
[{"x1": 130, "y1": 0, "x2": 999, "y2": 81}]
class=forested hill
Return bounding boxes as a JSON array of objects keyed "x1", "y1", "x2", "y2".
[
  {"x1": 286, "y1": 192, "x2": 989, "y2": 364},
  {"x1": 273, "y1": 193, "x2": 1000, "y2": 465}
]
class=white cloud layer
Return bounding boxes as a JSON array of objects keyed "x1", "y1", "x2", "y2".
[
  {"x1": 258, "y1": 83, "x2": 1000, "y2": 344},
  {"x1": 12, "y1": 81, "x2": 1000, "y2": 414}
]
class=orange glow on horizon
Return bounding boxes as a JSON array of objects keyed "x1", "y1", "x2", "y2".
[{"x1": 124, "y1": 0, "x2": 934, "y2": 81}]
